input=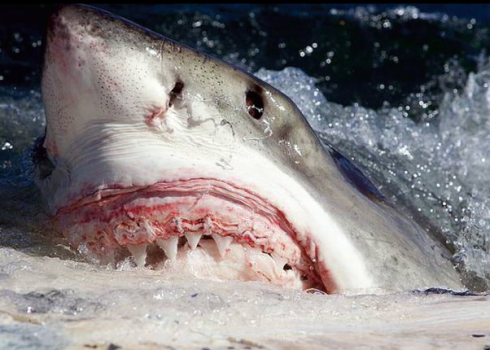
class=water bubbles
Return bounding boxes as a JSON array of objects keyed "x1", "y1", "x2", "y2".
[
  {"x1": 249, "y1": 47, "x2": 260, "y2": 56},
  {"x1": 382, "y1": 19, "x2": 392, "y2": 29},
  {"x1": 211, "y1": 20, "x2": 225, "y2": 29},
  {"x1": 1, "y1": 142, "x2": 13, "y2": 151},
  {"x1": 299, "y1": 43, "x2": 319, "y2": 58},
  {"x1": 13, "y1": 32, "x2": 23, "y2": 43},
  {"x1": 202, "y1": 36, "x2": 216, "y2": 49},
  {"x1": 394, "y1": 8, "x2": 406, "y2": 17},
  {"x1": 30, "y1": 40, "x2": 42, "y2": 48}
]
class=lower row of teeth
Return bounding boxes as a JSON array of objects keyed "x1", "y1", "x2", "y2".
[{"x1": 125, "y1": 233, "x2": 289, "y2": 270}]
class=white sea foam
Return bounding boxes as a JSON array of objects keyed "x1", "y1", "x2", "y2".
[{"x1": 0, "y1": 247, "x2": 488, "y2": 349}]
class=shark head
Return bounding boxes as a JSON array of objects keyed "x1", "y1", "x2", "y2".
[{"x1": 36, "y1": 4, "x2": 463, "y2": 293}]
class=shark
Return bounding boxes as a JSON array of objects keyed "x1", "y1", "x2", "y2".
[{"x1": 33, "y1": 4, "x2": 464, "y2": 293}]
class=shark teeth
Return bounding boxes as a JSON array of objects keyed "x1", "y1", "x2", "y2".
[
  {"x1": 185, "y1": 233, "x2": 202, "y2": 250},
  {"x1": 156, "y1": 236, "x2": 179, "y2": 261},
  {"x1": 125, "y1": 235, "x2": 296, "y2": 279},
  {"x1": 211, "y1": 233, "x2": 233, "y2": 257},
  {"x1": 127, "y1": 243, "x2": 147, "y2": 267}
]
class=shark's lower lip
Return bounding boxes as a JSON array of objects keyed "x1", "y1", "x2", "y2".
[{"x1": 55, "y1": 178, "x2": 331, "y2": 292}]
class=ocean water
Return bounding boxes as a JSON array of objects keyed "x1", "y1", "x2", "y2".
[{"x1": 1, "y1": 4, "x2": 490, "y2": 348}]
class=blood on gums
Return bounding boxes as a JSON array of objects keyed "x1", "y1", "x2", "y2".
[
  {"x1": 56, "y1": 179, "x2": 328, "y2": 290},
  {"x1": 145, "y1": 107, "x2": 166, "y2": 127}
]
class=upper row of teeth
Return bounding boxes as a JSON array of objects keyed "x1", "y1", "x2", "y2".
[
  {"x1": 127, "y1": 233, "x2": 234, "y2": 267},
  {"x1": 126, "y1": 233, "x2": 288, "y2": 269}
]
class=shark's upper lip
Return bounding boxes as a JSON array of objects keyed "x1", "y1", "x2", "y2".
[{"x1": 56, "y1": 177, "x2": 333, "y2": 292}]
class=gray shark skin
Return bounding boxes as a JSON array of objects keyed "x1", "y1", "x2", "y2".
[{"x1": 34, "y1": 4, "x2": 464, "y2": 293}]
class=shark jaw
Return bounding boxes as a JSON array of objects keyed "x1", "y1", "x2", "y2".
[{"x1": 57, "y1": 178, "x2": 329, "y2": 292}]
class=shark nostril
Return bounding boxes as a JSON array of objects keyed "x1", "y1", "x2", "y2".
[
  {"x1": 246, "y1": 90, "x2": 264, "y2": 119},
  {"x1": 169, "y1": 81, "x2": 184, "y2": 107},
  {"x1": 171, "y1": 81, "x2": 184, "y2": 94}
]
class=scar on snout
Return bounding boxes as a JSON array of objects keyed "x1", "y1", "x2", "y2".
[
  {"x1": 220, "y1": 119, "x2": 235, "y2": 136},
  {"x1": 145, "y1": 107, "x2": 166, "y2": 127}
]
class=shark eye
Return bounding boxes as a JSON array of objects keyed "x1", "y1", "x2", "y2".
[
  {"x1": 169, "y1": 81, "x2": 184, "y2": 107},
  {"x1": 246, "y1": 90, "x2": 264, "y2": 119}
]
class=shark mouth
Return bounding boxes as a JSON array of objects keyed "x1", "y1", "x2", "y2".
[{"x1": 56, "y1": 178, "x2": 332, "y2": 292}]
